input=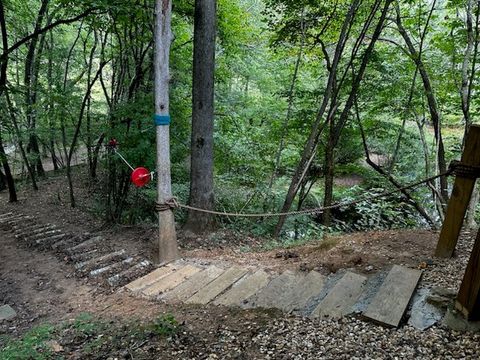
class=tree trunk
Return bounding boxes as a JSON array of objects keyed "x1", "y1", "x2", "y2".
[
  {"x1": 184, "y1": 0, "x2": 217, "y2": 234},
  {"x1": 395, "y1": 2, "x2": 448, "y2": 207},
  {"x1": 154, "y1": 0, "x2": 178, "y2": 263},
  {"x1": 24, "y1": 0, "x2": 49, "y2": 178},
  {"x1": 0, "y1": 1, "x2": 17, "y2": 202},
  {"x1": 0, "y1": 168, "x2": 5, "y2": 191},
  {"x1": 273, "y1": 0, "x2": 362, "y2": 237},
  {"x1": 0, "y1": 130, "x2": 16, "y2": 202}
]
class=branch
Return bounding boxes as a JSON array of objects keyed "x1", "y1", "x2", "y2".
[{"x1": 1, "y1": 8, "x2": 98, "y2": 60}]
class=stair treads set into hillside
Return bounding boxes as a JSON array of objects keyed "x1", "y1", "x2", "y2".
[
  {"x1": 0, "y1": 212, "x2": 153, "y2": 289},
  {"x1": 125, "y1": 262, "x2": 422, "y2": 327}
]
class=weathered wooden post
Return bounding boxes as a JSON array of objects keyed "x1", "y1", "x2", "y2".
[
  {"x1": 456, "y1": 228, "x2": 480, "y2": 320},
  {"x1": 435, "y1": 125, "x2": 480, "y2": 258},
  {"x1": 153, "y1": 0, "x2": 178, "y2": 264}
]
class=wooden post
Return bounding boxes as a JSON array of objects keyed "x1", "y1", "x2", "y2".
[
  {"x1": 456, "y1": 228, "x2": 480, "y2": 320},
  {"x1": 435, "y1": 125, "x2": 480, "y2": 258},
  {"x1": 153, "y1": 0, "x2": 178, "y2": 264}
]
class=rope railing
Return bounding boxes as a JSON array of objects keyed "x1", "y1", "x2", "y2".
[{"x1": 155, "y1": 168, "x2": 459, "y2": 218}]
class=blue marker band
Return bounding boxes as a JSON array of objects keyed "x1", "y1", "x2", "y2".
[{"x1": 154, "y1": 114, "x2": 171, "y2": 126}]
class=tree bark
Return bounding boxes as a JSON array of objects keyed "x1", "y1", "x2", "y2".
[
  {"x1": 0, "y1": 0, "x2": 17, "y2": 202},
  {"x1": 184, "y1": 0, "x2": 217, "y2": 234},
  {"x1": 394, "y1": 1, "x2": 448, "y2": 207},
  {"x1": 273, "y1": 0, "x2": 362, "y2": 237},
  {"x1": 154, "y1": 0, "x2": 178, "y2": 263}
]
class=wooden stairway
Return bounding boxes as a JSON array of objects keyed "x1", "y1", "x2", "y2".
[{"x1": 125, "y1": 261, "x2": 422, "y2": 327}]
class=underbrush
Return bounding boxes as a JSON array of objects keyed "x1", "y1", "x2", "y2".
[{"x1": 0, "y1": 313, "x2": 179, "y2": 360}]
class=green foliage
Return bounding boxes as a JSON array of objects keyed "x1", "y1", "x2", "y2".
[
  {"x1": 0, "y1": 324, "x2": 54, "y2": 360},
  {"x1": 149, "y1": 314, "x2": 178, "y2": 336}
]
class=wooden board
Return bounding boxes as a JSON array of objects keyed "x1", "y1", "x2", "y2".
[
  {"x1": 311, "y1": 272, "x2": 367, "y2": 319},
  {"x1": 142, "y1": 265, "x2": 201, "y2": 297},
  {"x1": 125, "y1": 264, "x2": 177, "y2": 292},
  {"x1": 279, "y1": 271, "x2": 326, "y2": 312},
  {"x1": 244, "y1": 271, "x2": 303, "y2": 309},
  {"x1": 456, "y1": 229, "x2": 480, "y2": 320},
  {"x1": 213, "y1": 270, "x2": 271, "y2": 306},
  {"x1": 363, "y1": 265, "x2": 422, "y2": 327},
  {"x1": 186, "y1": 267, "x2": 248, "y2": 305},
  {"x1": 436, "y1": 125, "x2": 480, "y2": 258},
  {"x1": 162, "y1": 266, "x2": 224, "y2": 302}
]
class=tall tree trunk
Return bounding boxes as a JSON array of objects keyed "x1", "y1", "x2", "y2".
[
  {"x1": 394, "y1": 1, "x2": 448, "y2": 208},
  {"x1": 0, "y1": 1, "x2": 17, "y2": 202},
  {"x1": 268, "y1": 7, "x2": 306, "y2": 191},
  {"x1": 184, "y1": 0, "x2": 217, "y2": 234},
  {"x1": 66, "y1": 37, "x2": 103, "y2": 208},
  {"x1": 0, "y1": 168, "x2": 5, "y2": 191},
  {"x1": 154, "y1": 0, "x2": 178, "y2": 263},
  {"x1": 273, "y1": 0, "x2": 362, "y2": 237},
  {"x1": 24, "y1": 0, "x2": 49, "y2": 178}
]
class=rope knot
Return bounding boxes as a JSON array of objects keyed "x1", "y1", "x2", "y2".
[
  {"x1": 448, "y1": 160, "x2": 480, "y2": 179},
  {"x1": 155, "y1": 198, "x2": 179, "y2": 212}
]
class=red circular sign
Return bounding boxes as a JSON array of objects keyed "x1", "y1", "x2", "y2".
[{"x1": 131, "y1": 167, "x2": 151, "y2": 187}]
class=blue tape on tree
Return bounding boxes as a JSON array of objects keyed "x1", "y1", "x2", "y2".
[{"x1": 154, "y1": 114, "x2": 171, "y2": 126}]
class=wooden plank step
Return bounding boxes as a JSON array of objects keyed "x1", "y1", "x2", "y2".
[
  {"x1": 5, "y1": 216, "x2": 32, "y2": 225},
  {"x1": 75, "y1": 250, "x2": 126, "y2": 271},
  {"x1": 0, "y1": 212, "x2": 14, "y2": 220},
  {"x1": 363, "y1": 265, "x2": 422, "y2": 327},
  {"x1": 66, "y1": 236, "x2": 102, "y2": 253},
  {"x1": 279, "y1": 271, "x2": 326, "y2": 312},
  {"x1": 243, "y1": 271, "x2": 303, "y2": 309},
  {"x1": 311, "y1": 271, "x2": 367, "y2": 320},
  {"x1": 15, "y1": 224, "x2": 56, "y2": 238},
  {"x1": 107, "y1": 260, "x2": 152, "y2": 287},
  {"x1": 28, "y1": 229, "x2": 62, "y2": 241},
  {"x1": 51, "y1": 236, "x2": 82, "y2": 251},
  {"x1": 213, "y1": 270, "x2": 271, "y2": 307},
  {"x1": 36, "y1": 233, "x2": 67, "y2": 245},
  {"x1": 162, "y1": 265, "x2": 225, "y2": 302},
  {"x1": 142, "y1": 265, "x2": 201, "y2": 297},
  {"x1": 70, "y1": 249, "x2": 99, "y2": 262},
  {"x1": 90, "y1": 257, "x2": 135, "y2": 277},
  {"x1": 186, "y1": 267, "x2": 248, "y2": 305},
  {"x1": 0, "y1": 213, "x2": 24, "y2": 222},
  {"x1": 125, "y1": 264, "x2": 177, "y2": 292}
]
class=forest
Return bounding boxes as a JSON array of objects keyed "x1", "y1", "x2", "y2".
[{"x1": 0, "y1": 0, "x2": 478, "y2": 241}]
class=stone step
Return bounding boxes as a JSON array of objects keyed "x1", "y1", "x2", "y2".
[
  {"x1": 75, "y1": 249, "x2": 127, "y2": 272},
  {"x1": 107, "y1": 260, "x2": 152, "y2": 287},
  {"x1": 90, "y1": 257, "x2": 135, "y2": 277},
  {"x1": 311, "y1": 271, "x2": 367, "y2": 320},
  {"x1": 363, "y1": 265, "x2": 422, "y2": 327},
  {"x1": 213, "y1": 269, "x2": 271, "y2": 307},
  {"x1": 142, "y1": 265, "x2": 202, "y2": 298},
  {"x1": 162, "y1": 265, "x2": 225, "y2": 302},
  {"x1": 243, "y1": 271, "x2": 304, "y2": 309},
  {"x1": 125, "y1": 263, "x2": 178, "y2": 293},
  {"x1": 186, "y1": 267, "x2": 249, "y2": 305}
]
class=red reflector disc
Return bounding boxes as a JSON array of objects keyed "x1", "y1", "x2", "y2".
[{"x1": 131, "y1": 167, "x2": 151, "y2": 187}]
